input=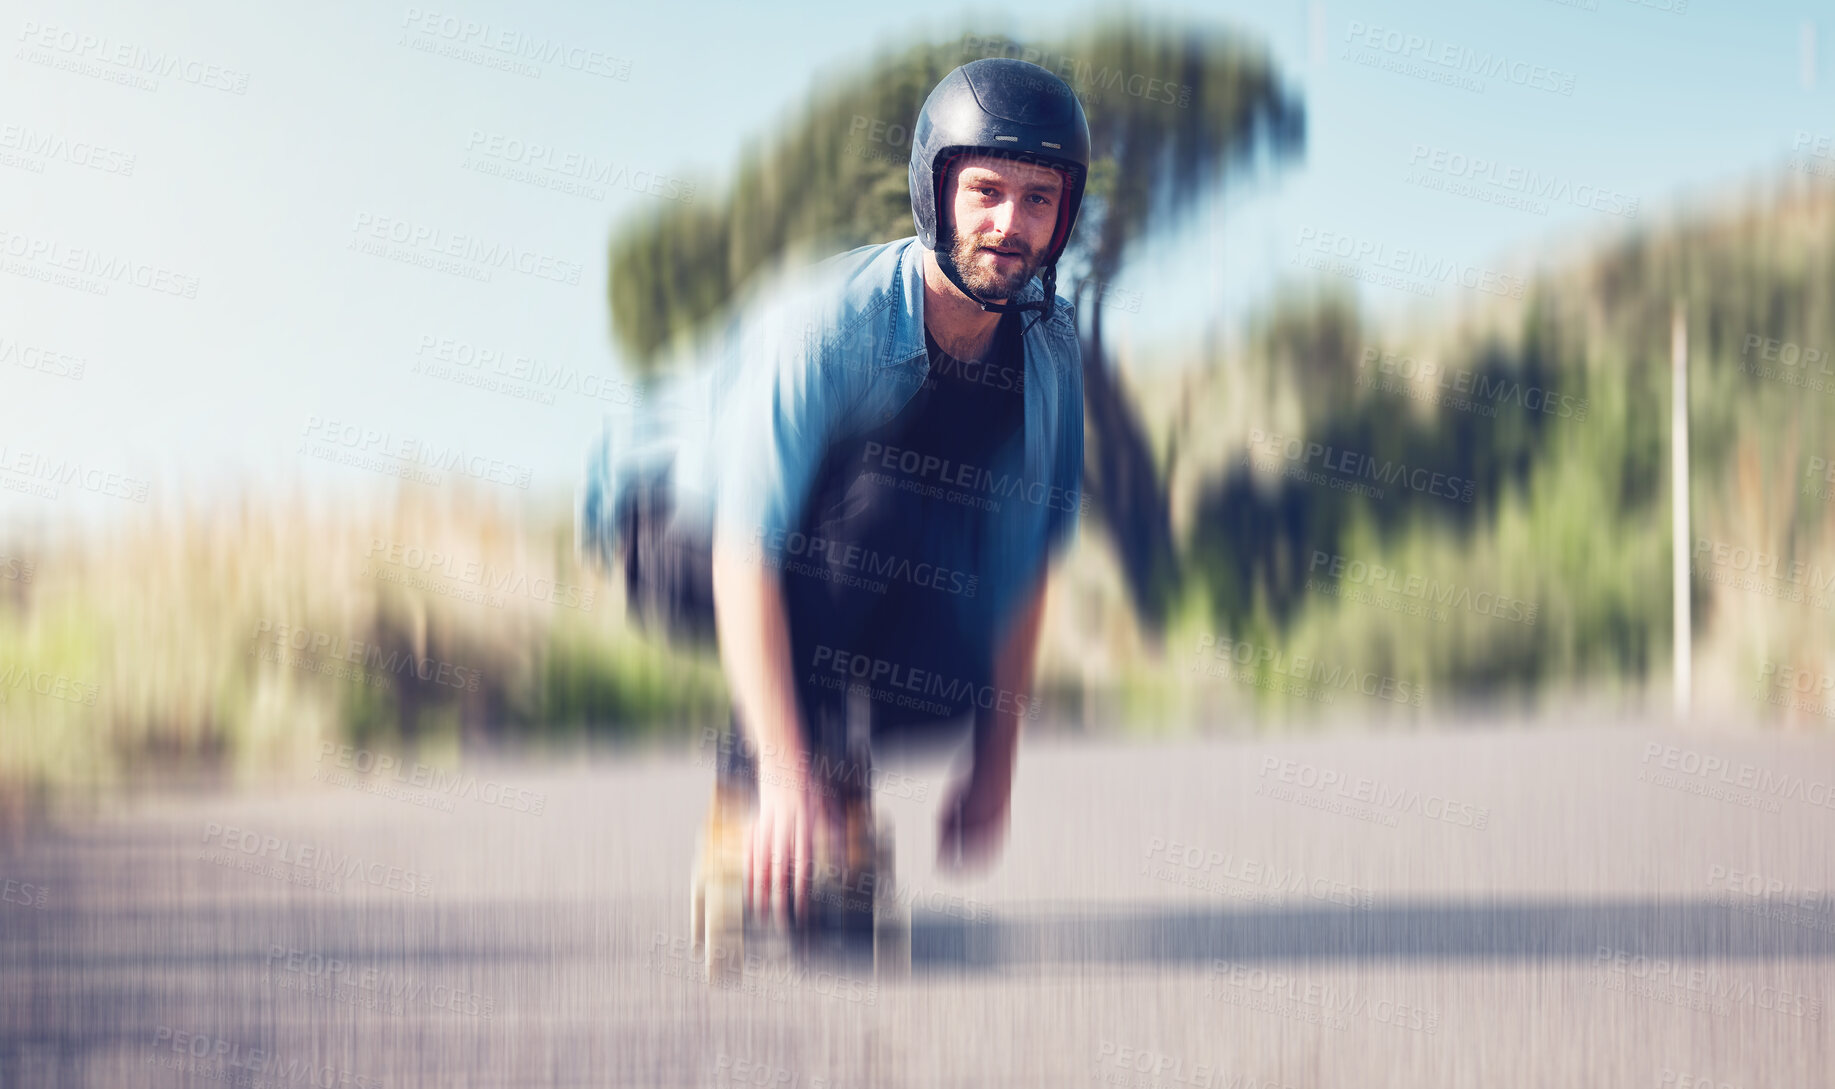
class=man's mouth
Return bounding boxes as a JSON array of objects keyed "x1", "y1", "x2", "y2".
[{"x1": 983, "y1": 247, "x2": 1023, "y2": 261}]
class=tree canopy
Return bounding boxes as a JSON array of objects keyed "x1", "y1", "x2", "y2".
[{"x1": 606, "y1": 15, "x2": 1304, "y2": 372}]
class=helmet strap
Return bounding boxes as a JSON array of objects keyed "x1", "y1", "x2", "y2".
[{"x1": 934, "y1": 223, "x2": 1054, "y2": 331}]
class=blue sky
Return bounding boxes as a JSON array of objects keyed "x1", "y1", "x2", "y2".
[{"x1": 2, "y1": 0, "x2": 1829, "y2": 526}]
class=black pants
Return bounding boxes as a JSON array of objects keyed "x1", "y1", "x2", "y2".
[{"x1": 616, "y1": 464, "x2": 992, "y2": 793}]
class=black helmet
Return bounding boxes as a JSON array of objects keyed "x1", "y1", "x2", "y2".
[{"x1": 909, "y1": 58, "x2": 1090, "y2": 325}]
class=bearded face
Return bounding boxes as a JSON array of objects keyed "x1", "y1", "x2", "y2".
[
  {"x1": 948, "y1": 226, "x2": 1041, "y2": 300},
  {"x1": 944, "y1": 154, "x2": 1065, "y2": 302}
]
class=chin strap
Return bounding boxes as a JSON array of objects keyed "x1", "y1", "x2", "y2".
[{"x1": 936, "y1": 232, "x2": 1057, "y2": 335}]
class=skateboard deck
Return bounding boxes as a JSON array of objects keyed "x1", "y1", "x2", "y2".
[{"x1": 690, "y1": 781, "x2": 910, "y2": 981}]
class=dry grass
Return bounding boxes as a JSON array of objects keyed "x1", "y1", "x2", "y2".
[{"x1": 0, "y1": 485, "x2": 727, "y2": 788}]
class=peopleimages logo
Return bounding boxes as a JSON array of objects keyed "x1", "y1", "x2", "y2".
[
  {"x1": 0, "y1": 663, "x2": 101, "y2": 706},
  {"x1": 1760, "y1": 660, "x2": 1835, "y2": 701},
  {"x1": 1245, "y1": 428, "x2": 1476, "y2": 504},
  {"x1": 266, "y1": 944, "x2": 497, "y2": 1019},
  {"x1": 1792, "y1": 131, "x2": 1835, "y2": 180},
  {"x1": 1742, "y1": 333, "x2": 1830, "y2": 372},
  {"x1": 0, "y1": 121, "x2": 136, "y2": 176},
  {"x1": 714, "y1": 1054, "x2": 833, "y2": 1089},
  {"x1": 1406, "y1": 144, "x2": 1638, "y2": 218},
  {"x1": 348, "y1": 211, "x2": 583, "y2": 286},
  {"x1": 1256, "y1": 757, "x2": 1487, "y2": 829},
  {"x1": 1705, "y1": 864, "x2": 1833, "y2": 916},
  {"x1": 1593, "y1": 946, "x2": 1821, "y2": 1020},
  {"x1": 0, "y1": 335, "x2": 87, "y2": 381},
  {"x1": 960, "y1": 34, "x2": 1192, "y2": 108},
  {"x1": 810, "y1": 644, "x2": 1043, "y2": 721},
  {"x1": 1206, "y1": 959, "x2": 1442, "y2": 1034},
  {"x1": 413, "y1": 333, "x2": 642, "y2": 410},
  {"x1": 0, "y1": 224, "x2": 200, "y2": 298},
  {"x1": 1308, "y1": 550, "x2": 1538, "y2": 625},
  {"x1": 251, "y1": 619, "x2": 483, "y2": 693},
  {"x1": 1639, "y1": 742, "x2": 1835, "y2": 811},
  {"x1": 0, "y1": 444, "x2": 150, "y2": 502},
  {"x1": 463, "y1": 131, "x2": 693, "y2": 203},
  {"x1": 1, "y1": 878, "x2": 48, "y2": 910},
  {"x1": 198, "y1": 822, "x2": 434, "y2": 897},
  {"x1": 147, "y1": 1026, "x2": 383, "y2": 1089},
  {"x1": 1093, "y1": 1040, "x2": 1303, "y2": 1089},
  {"x1": 1357, "y1": 347, "x2": 1589, "y2": 421},
  {"x1": 648, "y1": 932, "x2": 879, "y2": 1005},
  {"x1": 696, "y1": 726, "x2": 932, "y2": 803},
  {"x1": 317, "y1": 744, "x2": 546, "y2": 815},
  {"x1": 1741, "y1": 332, "x2": 1834, "y2": 396},
  {"x1": 300, "y1": 415, "x2": 534, "y2": 490},
  {"x1": 1293, "y1": 226, "x2": 1526, "y2": 300},
  {"x1": 1341, "y1": 20, "x2": 1577, "y2": 96},
  {"x1": 752, "y1": 526, "x2": 979, "y2": 598},
  {"x1": 15, "y1": 21, "x2": 252, "y2": 94},
  {"x1": 1802, "y1": 457, "x2": 1835, "y2": 504},
  {"x1": 858, "y1": 440, "x2": 1088, "y2": 516},
  {"x1": 398, "y1": 8, "x2": 632, "y2": 80},
  {"x1": 365, "y1": 537, "x2": 595, "y2": 611},
  {"x1": 1194, "y1": 634, "x2": 1427, "y2": 708},
  {"x1": 1691, "y1": 537, "x2": 1835, "y2": 607},
  {"x1": 1141, "y1": 837, "x2": 1374, "y2": 909}
]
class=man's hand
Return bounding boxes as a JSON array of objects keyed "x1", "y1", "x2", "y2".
[
  {"x1": 937, "y1": 755, "x2": 1013, "y2": 876},
  {"x1": 747, "y1": 757, "x2": 840, "y2": 926}
]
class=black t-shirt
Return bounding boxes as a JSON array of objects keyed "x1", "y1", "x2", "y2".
[
  {"x1": 784, "y1": 312, "x2": 1026, "y2": 726},
  {"x1": 911, "y1": 318, "x2": 1027, "y2": 465}
]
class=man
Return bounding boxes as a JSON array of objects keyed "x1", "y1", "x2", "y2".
[{"x1": 579, "y1": 58, "x2": 1088, "y2": 926}]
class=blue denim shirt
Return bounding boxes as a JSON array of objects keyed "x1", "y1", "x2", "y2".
[{"x1": 580, "y1": 234, "x2": 1086, "y2": 652}]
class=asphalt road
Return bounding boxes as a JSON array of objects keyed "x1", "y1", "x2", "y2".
[{"x1": 2, "y1": 722, "x2": 1832, "y2": 1088}]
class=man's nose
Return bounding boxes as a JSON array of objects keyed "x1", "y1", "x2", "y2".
[{"x1": 985, "y1": 199, "x2": 1017, "y2": 238}]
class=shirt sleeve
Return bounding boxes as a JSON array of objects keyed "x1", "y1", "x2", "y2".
[
  {"x1": 1046, "y1": 325, "x2": 1086, "y2": 553},
  {"x1": 710, "y1": 297, "x2": 851, "y2": 556}
]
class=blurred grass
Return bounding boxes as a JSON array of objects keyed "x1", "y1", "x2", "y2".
[{"x1": 0, "y1": 488, "x2": 727, "y2": 788}]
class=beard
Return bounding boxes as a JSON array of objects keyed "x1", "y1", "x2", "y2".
[{"x1": 948, "y1": 230, "x2": 1041, "y2": 300}]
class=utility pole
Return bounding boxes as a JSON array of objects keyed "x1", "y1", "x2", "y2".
[{"x1": 1672, "y1": 301, "x2": 1691, "y2": 720}]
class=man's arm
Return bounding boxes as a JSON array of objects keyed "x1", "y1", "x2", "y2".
[
  {"x1": 974, "y1": 569, "x2": 1050, "y2": 783},
  {"x1": 708, "y1": 285, "x2": 843, "y2": 771},
  {"x1": 713, "y1": 537, "x2": 828, "y2": 925},
  {"x1": 941, "y1": 569, "x2": 1050, "y2": 873},
  {"x1": 707, "y1": 287, "x2": 855, "y2": 925},
  {"x1": 711, "y1": 542, "x2": 805, "y2": 777}
]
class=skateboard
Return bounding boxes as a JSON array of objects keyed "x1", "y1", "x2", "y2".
[{"x1": 690, "y1": 779, "x2": 910, "y2": 981}]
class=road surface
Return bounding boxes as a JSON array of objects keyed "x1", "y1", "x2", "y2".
[{"x1": 2, "y1": 722, "x2": 1832, "y2": 1087}]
